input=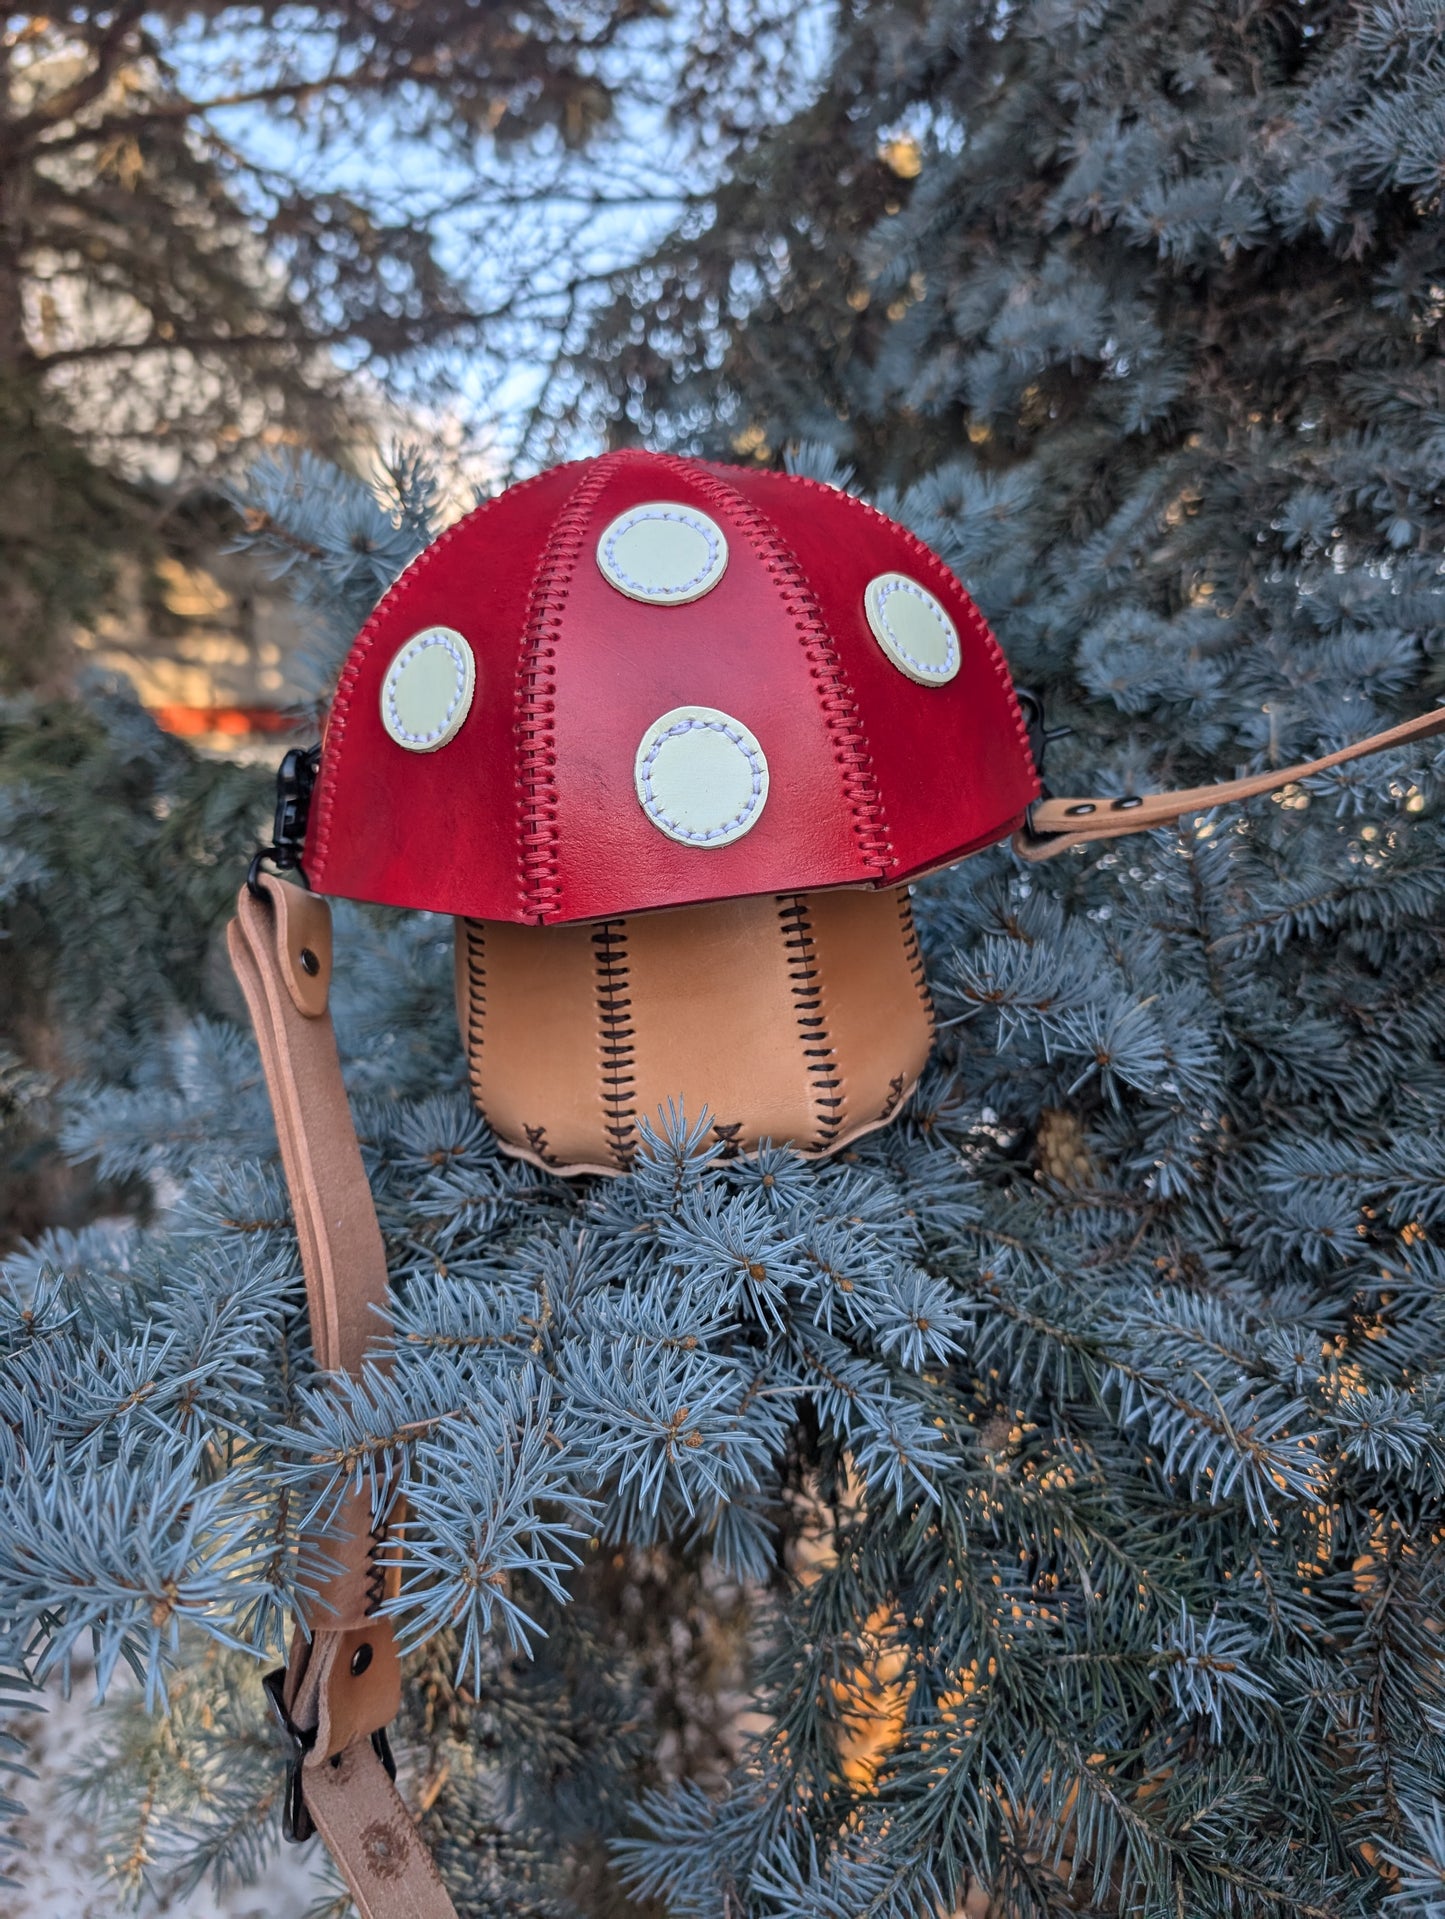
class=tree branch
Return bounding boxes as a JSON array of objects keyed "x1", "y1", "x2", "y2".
[
  {"x1": 0, "y1": 5, "x2": 148, "y2": 151},
  {"x1": 25, "y1": 66, "x2": 393, "y2": 160}
]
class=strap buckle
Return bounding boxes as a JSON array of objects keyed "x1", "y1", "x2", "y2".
[{"x1": 263, "y1": 1666, "x2": 399, "y2": 1846}]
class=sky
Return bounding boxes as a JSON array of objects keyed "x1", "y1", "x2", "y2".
[{"x1": 163, "y1": 3, "x2": 838, "y2": 481}]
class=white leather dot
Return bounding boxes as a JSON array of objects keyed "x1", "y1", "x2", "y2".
[
  {"x1": 634, "y1": 705, "x2": 768, "y2": 848},
  {"x1": 380, "y1": 626, "x2": 475, "y2": 752},
  {"x1": 597, "y1": 502, "x2": 728, "y2": 605},
  {"x1": 863, "y1": 573, "x2": 960, "y2": 685}
]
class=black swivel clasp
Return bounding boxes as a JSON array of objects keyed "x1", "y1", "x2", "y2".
[
  {"x1": 262, "y1": 1665, "x2": 318, "y2": 1843},
  {"x1": 1014, "y1": 687, "x2": 1072, "y2": 785},
  {"x1": 248, "y1": 743, "x2": 321, "y2": 897},
  {"x1": 1014, "y1": 687, "x2": 1077, "y2": 852}
]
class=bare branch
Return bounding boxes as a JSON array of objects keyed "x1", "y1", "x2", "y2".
[
  {"x1": 26, "y1": 65, "x2": 394, "y2": 160},
  {"x1": 0, "y1": 4, "x2": 147, "y2": 150}
]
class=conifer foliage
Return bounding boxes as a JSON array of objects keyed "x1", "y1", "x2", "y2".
[{"x1": 4, "y1": 1, "x2": 1445, "y2": 1915}]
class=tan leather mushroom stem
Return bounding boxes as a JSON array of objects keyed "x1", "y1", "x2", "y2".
[
  {"x1": 1014, "y1": 707, "x2": 1445, "y2": 861},
  {"x1": 228, "y1": 877, "x2": 456, "y2": 1919}
]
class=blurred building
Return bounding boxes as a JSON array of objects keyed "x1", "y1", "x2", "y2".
[{"x1": 74, "y1": 534, "x2": 313, "y2": 759}]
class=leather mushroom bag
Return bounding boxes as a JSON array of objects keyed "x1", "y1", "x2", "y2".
[{"x1": 453, "y1": 885, "x2": 935, "y2": 1175}]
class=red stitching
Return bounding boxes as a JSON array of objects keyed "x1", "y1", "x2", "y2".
[
  {"x1": 514, "y1": 461, "x2": 617, "y2": 922},
  {"x1": 662, "y1": 457, "x2": 896, "y2": 880},
  {"x1": 309, "y1": 461, "x2": 586, "y2": 885},
  {"x1": 745, "y1": 468, "x2": 1037, "y2": 776}
]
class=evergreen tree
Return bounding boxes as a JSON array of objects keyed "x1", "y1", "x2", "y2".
[
  {"x1": 1, "y1": 2, "x2": 795, "y2": 678},
  {"x1": 0, "y1": 681, "x2": 269, "y2": 1244},
  {"x1": 6, "y1": 3, "x2": 1445, "y2": 1917}
]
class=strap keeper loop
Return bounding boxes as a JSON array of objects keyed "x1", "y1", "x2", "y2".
[
  {"x1": 1018, "y1": 798, "x2": 1065, "y2": 853},
  {"x1": 263, "y1": 1666, "x2": 399, "y2": 1846}
]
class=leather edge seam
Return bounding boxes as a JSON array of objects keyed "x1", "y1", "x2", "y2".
[
  {"x1": 309, "y1": 462, "x2": 585, "y2": 887},
  {"x1": 678, "y1": 459, "x2": 896, "y2": 880},
  {"x1": 778, "y1": 893, "x2": 844, "y2": 1153},
  {"x1": 461, "y1": 918, "x2": 491, "y2": 1129},
  {"x1": 513, "y1": 462, "x2": 615, "y2": 922},
  {"x1": 897, "y1": 888, "x2": 936, "y2": 1046},
  {"x1": 594, "y1": 918, "x2": 637, "y2": 1169}
]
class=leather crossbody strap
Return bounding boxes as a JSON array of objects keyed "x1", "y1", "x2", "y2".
[
  {"x1": 1015, "y1": 706, "x2": 1445, "y2": 860},
  {"x1": 228, "y1": 877, "x2": 456, "y2": 1919}
]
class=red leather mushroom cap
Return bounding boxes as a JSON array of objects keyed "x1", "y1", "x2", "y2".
[{"x1": 304, "y1": 449, "x2": 1040, "y2": 924}]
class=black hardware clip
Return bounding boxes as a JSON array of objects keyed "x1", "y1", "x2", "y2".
[
  {"x1": 248, "y1": 743, "x2": 321, "y2": 898},
  {"x1": 262, "y1": 1665, "x2": 397, "y2": 1845},
  {"x1": 263, "y1": 1665, "x2": 318, "y2": 1844},
  {"x1": 1014, "y1": 688, "x2": 1074, "y2": 852}
]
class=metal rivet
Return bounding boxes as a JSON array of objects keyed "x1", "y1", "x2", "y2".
[
  {"x1": 1111, "y1": 796, "x2": 1145, "y2": 811},
  {"x1": 1065, "y1": 803, "x2": 1097, "y2": 817},
  {"x1": 350, "y1": 1642, "x2": 373, "y2": 1676},
  {"x1": 299, "y1": 948, "x2": 320, "y2": 977}
]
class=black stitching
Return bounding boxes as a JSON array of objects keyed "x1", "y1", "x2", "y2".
[
  {"x1": 593, "y1": 920, "x2": 636, "y2": 1169},
  {"x1": 363, "y1": 1511, "x2": 391, "y2": 1615},
  {"x1": 897, "y1": 890, "x2": 936, "y2": 1045},
  {"x1": 778, "y1": 894, "x2": 844, "y2": 1152},
  {"x1": 877, "y1": 1070, "x2": 909, "y2": 1124},
  {"x1": 461, "y1": 919, "x2": 492, "y2": 1126}
]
